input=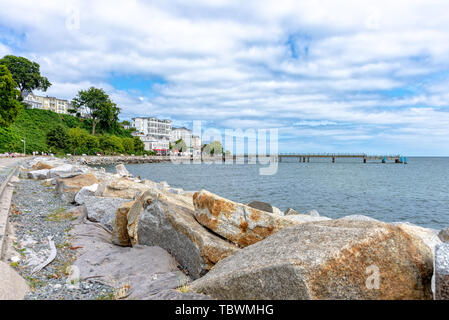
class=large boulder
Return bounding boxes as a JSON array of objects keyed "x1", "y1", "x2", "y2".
[
  {"x1": 101, "y1": 177, "x2": 151, "y2": 199},
  {"x1": 434, "y1": 244, "x2": 449, "y2": 300},
  {"x1": 27, "y1": 169, "x2": 50, "y2": 180},
  {"x1": 112, "y1": 201, "x2": 135, "y2": 246},
  {"x1": 74, "y1": 184, "x2": 99, "y2": 205},
  {"x1": 32, "y1": 161, "x2": 54, "y2": 170},
  {"x1": 115, "y1": 164, "x2": 132, "y2": 177},
  {"x1": 189, "y1": 219, "x2": 433, "y2": 300},
  {"x1": 136, "y1": 192, "x2": 239, "y2": 279},
  {"x1": 82, "y1": 195, "x2": 128, "y2": 231},
  {"x1": 193, "y1": 190, "x2": 300, "y2": 247},
  {"x1": 70, "y1": 215, "x2": 192, "y2": 300},
  {"x1": 56, "y1": 173, "x2": 99, "y2": 202},
  {"x1": 392, "y1": 222, "x2": 441, "y2": 258}
]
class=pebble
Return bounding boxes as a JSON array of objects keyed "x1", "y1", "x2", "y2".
[{"x1": 9, "y1": 177, "x2": 114, "y2": 300}]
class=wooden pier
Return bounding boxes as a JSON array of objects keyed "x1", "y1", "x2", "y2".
[{"x1": 276, "y1": 153, "x2": 407, "y2": 164}]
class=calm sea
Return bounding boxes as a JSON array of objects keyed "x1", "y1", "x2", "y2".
[{"x1": 99, "y1": 157, "x2": 449, "y2": 229}]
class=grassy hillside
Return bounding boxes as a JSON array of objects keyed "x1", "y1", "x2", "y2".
[{"x1": 0, "y1": 108, "x2": 132, "y2": 153}]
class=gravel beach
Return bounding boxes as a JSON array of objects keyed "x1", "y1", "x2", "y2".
[{"x1": 6, "y1": 178, "x2": 115, "y2": 300}]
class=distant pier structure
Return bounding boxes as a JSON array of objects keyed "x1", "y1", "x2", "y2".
[{"x1": 275, "y1": 153, "x2": 407, "y2": 164}]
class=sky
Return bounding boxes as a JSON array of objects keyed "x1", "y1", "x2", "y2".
[{"x1": 1, "y1": 0, "x2": 449, "y2": 155}]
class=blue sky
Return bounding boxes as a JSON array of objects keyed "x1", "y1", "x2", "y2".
[{"x1": 1, "y1": 0, "x2": 449, "y2": 155}]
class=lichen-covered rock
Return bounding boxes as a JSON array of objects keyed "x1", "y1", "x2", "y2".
[
  {"x1": 435, "y1": 244, "x2": 449, "y2": 300},
  {"x1": 193, "y1": 190, "x2": 300, "y2": 247},
  {"x1": 392, "y1": 222, "x2": 441, "y2": 258},
  {"x1": 32, "y1": 161, "x2": 54, "y2": 170},
  {"x1": 189, "y1": 219, "x2": 433, "y2": 300},
  {"x1": 56, "y1": 173, "x2": 99, "y2": 202},
  {"x1": 112, "y1": 201, "x2": 135, "y2": 246},
  {"x1": 137, "y1": 192, "x2": 239, "y2": 279}
]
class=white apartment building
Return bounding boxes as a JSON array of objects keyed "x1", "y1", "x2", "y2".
[
  {"x1": 23, "y1": 92, "x2": 72, "y2": 115},
  {"x1": 132, "y1": 132, "x2": 170, "y2": 154},
  {"x1": 132, "y1": 117, "x2": 172, "y2": 137}
]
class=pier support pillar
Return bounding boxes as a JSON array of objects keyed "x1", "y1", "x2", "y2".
[
  {"x1": 332, "y1": 157, "x2": 335, "y2": 163},
  {"x1": 363, "y1": 158, "x2": 367, "y2": 164}
]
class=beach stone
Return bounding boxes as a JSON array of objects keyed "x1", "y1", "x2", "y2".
[
  {"x1": 70, "y1": 216, "x2": 190, "y2": 300},
  {"x1": 74, "y1": 183, "x2": 99, "y2": 205},
  {"x1": 31, "y1": 161, "x2": 55, "y2": 170},
  {"x1": 101, "y1": 177, "x2": 151, "y2": 199},
  {"x1": 27, "y1": 169, "x2": 50, "y2": 180},
  {"x1": 247, "y1": 201, "x2": 274, "y2": 213},
  {"x1": 341, "y1": 214, "x2": 380, "y2": 222},
  {"x1": 193, "y1": 190, "x2": 300, "y2": 248},
  {"x1": 189, "y1": 219, "x2": 433, "y2": 300},
  {"x1": 392, "y1": 222, "x2": 441, "y2": 258},
  {"x1": 137, "y1": 192, "x2": 239, "y2": 279},
  {"x1": 438, "y1": 228, "x2": 449, "y2": 243},
  {"x1": 247, "y1": 201, "x2": 283, "y2": 216},
  {"x1": 47, "y1": 164, "x2": 73, "y2": 178},
  {"x1": 115, "y1": 164, "x2": 131, "y2": 177},
  {"x1": 435, "y1": 244, "x2": 449, "y2": 300},
  {"x1": 56, "y1": 173, "x2": 99, "y2": 202},
  {"x1": 284, "y1": 208, "x2": 300, "y2": 215},
  {"x1": 83, "y1": 196, "x2": 128, "y2": 231},
  {"x1": 282, "y1": 214, "x2": 331, "y2": 224},
  {"x1": 0, "y1": 261, "x2": 29, "y2": 300},
  {"x1": 112, "y1": 201, "x2": 134, "y2": 246},
  {"x1": 306, "y1": 209, "x2": 320, "y2": 217}
]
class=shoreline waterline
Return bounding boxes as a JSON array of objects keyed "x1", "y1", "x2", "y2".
[{"x1": 93, "y1": 157, "x2": 449, "y2": 230}]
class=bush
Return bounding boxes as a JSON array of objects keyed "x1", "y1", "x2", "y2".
[{"x1": 46, "y1": 125, "x2": 69, "y2": 153}]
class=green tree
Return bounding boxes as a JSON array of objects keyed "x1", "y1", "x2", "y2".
[
  {"x1": 85, "y1": 134, "x2": 100, "y2": 155},
  {"x1": 122, "y1": 137, "x2": 135, "y2": 154},
  {"x1": 203, "y1": 141, "x2": 223, "y2": 155},
  {"x1": 71, "y1": 87, "x2": 119, "y2": 136},
  {"x1": 46, "y1": 125, "x2": 69, "y2": 152},
  {"x1": 133, "y1": 136, "x2": 145, "y2": 153},
  {"x1": 0, "y1": 65, "x2": 22, "y2": 127},
  {"x1": 174, "y1": 138, "x2": 188, "y2": 152},
  {"x1": 68, "y1": 127, "x2": 90, "y2": 155},
  {"x1": 0, "y1": 55, "x2": 51, "y2": 96},
  {"x1": 99, "y1": 134, "x2": 124, "y2": 155}
]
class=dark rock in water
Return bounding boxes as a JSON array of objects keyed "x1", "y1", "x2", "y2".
[
  {"x1": 284, "y1": 208, "x2": 300, "y2": 215},
  {"x1": 189, "y1": 219, "x2": 433, "y2": 300},
  {"x1": 247, "y1": 201, "x2": 274, "y2": 213},
  {"x1": 439, "y1": 228, "x2": 449, "y2": 243},
  {"x1": 435, "y1": 244, "x2": 449, "y2": 300}
]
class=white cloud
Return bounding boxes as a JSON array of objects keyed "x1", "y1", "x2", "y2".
[{"x1": 1, "y1": 0, "x2": 449, "y2": 154}]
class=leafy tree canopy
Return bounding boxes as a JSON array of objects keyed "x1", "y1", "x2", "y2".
[
  {"x1": 71, "y1": 87, "x2": 120, "y2": 136},
  {"x1": 0, "y1": 55, "x2": 51, "y2": 96},
  {"x1": 0, "y1": 65, "x2": 22, "y2": 127},
  {"x1": 46, "y1": 125, "x2": 69, "y2": 151},
  {"x1": 203, "y1": 140, "x2": 223, "y2": 155}
]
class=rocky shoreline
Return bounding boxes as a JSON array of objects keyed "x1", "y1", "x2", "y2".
[{"x1": 6, "y1": 156, "x2": 449, "y2": 300}]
